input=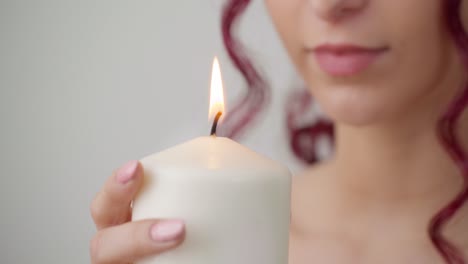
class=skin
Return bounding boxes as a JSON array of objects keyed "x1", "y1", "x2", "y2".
[
  {"x1": 264, "y1": 0, "x2": 468, "y2": 263},
  {"x1": 90, "y1": 0, "x2": 468, "y2": 263}
]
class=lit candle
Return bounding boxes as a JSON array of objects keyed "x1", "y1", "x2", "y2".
[{"x1": 132, "y1": 57, "x2": 292, "y2": 264}]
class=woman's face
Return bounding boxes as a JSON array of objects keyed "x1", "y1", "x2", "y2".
[{"x1": 264, "y1": 0, "x2": 464, "y2": 126}]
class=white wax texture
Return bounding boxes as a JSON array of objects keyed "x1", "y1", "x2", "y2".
[{"x1": 132, "y1": 136, "x2": 292, "y2": 264}]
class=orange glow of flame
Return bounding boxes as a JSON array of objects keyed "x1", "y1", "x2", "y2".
[{"x1": 209, "y1": 56, "x2": 225, "y2": 121}]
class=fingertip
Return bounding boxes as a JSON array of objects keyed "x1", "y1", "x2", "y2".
[
  {"x1": 135, "y1": 160, "x2": 143, "y2": 178},
  {"x1": 116, "y1": 160, "x2": 140, "y2": 184},
  {"x1": 149, "y1": 219, "x2": 186, "y2": 243},
  {"x1": 89, "y1": 219, "x2": 186, "y2": 263}
]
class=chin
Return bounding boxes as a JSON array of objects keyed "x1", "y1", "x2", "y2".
[
  {"x1": 325, "y1": 107, "x2": 381, "y2": 127},
  {"x1": 313, "y1": 87, "x2": 388, "y2": 127}
]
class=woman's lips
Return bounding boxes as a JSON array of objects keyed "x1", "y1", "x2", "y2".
[{"x1": 311, "y1": 44, "x2": 388, "y2": 76}]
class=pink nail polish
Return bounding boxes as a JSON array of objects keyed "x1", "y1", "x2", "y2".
[
  {"x1": 150, "y1": 220, "x2": 185, "y2": 242},
  {"x1": 116, "y1": 160, "x2": 138, "y2": 184}
]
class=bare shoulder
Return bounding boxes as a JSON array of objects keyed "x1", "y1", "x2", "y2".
[
  {"x1": 455, "y1": 206, "x2": 468, "y2": 255},
  {"x1": 444, "y1": 201, "x2": 468, "y2": 256},
  {"x1": 457, "y1": 217, "x2": 468, "y2": 258}
]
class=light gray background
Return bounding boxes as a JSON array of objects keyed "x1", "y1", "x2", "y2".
[{"x1": 0, "y1": 1, "x2": 310, "y2": 263}]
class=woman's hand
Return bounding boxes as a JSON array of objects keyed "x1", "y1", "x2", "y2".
[{"x1": 90, "y1": 160, "x2": 186, "y2": 264}]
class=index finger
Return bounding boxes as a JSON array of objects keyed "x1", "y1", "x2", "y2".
[{"x1": 90, "y1": 160, "x2": 143, "y2": 230}]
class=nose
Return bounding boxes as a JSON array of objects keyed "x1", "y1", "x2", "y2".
[{"x1": 309, "y1": 0, "x2": 368, "y2": 22}]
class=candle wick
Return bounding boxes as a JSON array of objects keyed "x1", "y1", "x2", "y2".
[{"x1": 210, "y1": 112, "x2": 223, "y2": 136}]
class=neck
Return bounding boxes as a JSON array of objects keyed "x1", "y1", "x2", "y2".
[
  {"x1": 330, "y1": 53, "x2": 466, "y2": 213},
  {"x1": 333, "y1": 122, "x2": 463, "y2": 206}
]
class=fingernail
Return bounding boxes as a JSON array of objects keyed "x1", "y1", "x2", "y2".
[
  {"x1": 150, "y1": 220, "x2": 185, "y2": 242},
  {"x1": 116, "y1": 160, "x2": 139, "y2": 184}
]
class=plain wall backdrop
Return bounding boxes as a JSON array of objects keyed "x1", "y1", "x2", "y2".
[{"x1": 0, "y1": 1, "x2": 310, "y2": 263}]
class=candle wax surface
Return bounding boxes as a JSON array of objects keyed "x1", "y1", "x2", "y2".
[{"x1": 133, "y1": 136, "x2": 292, "y2": 264}]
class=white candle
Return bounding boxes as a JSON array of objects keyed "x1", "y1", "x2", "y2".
[{"x1": 132, "y1": 57, "x2": 292, "y2": 264}]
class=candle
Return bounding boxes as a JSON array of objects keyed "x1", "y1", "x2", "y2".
[{"x1": 132, "y1": 57, "x2": 292, "y2": 264}]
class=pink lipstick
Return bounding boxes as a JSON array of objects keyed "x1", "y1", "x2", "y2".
[{"x1": 312, "y1": 44, "x2": 388, "y2": 76}]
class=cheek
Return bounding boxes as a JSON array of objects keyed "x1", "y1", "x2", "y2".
[
  {"x1": 376, "y1": 2, "x2": 452, "y2": 113},
  {"x1": 264, "y1": 0, "x2": 303, "y2": 67}
]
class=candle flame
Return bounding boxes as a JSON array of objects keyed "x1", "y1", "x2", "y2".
[{"x1": 209, "y1": 57, "x2": 225, "y2": 122}]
